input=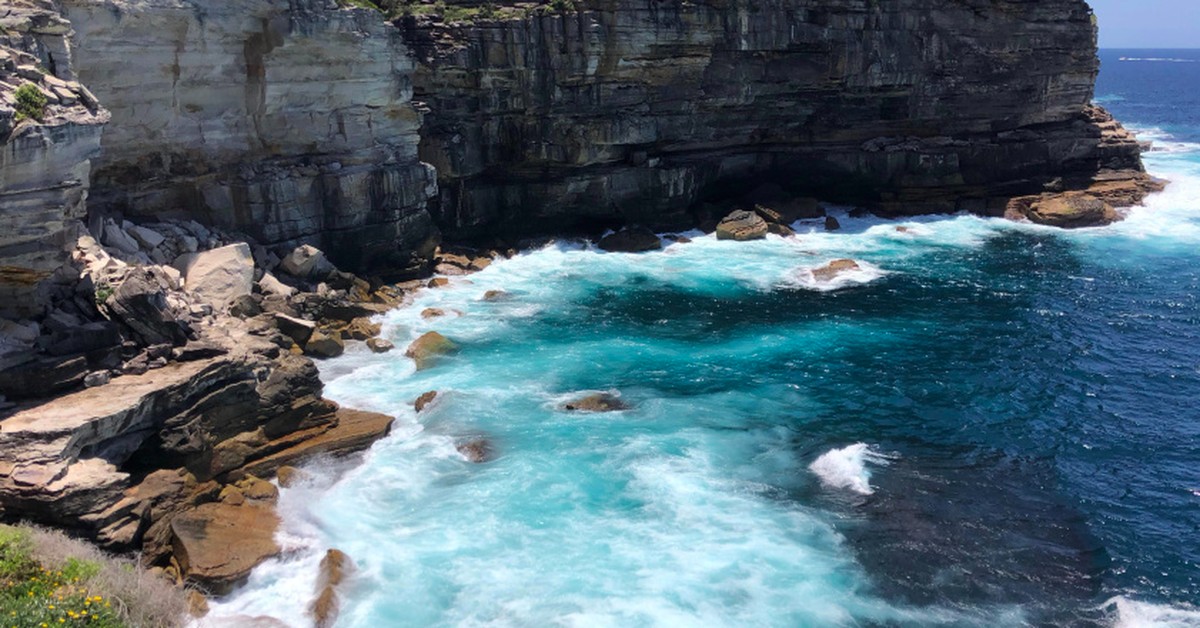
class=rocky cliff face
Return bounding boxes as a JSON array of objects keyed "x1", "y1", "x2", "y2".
[
  {"x1": 61, "y1": 0, "x2": 438, "y2": 275},
  {"x1": 402, "y1": 0, "x2": 1151, "y2": 241},
  {"x1": 0, "y1": 1, "x2": 109, "y2": 319}
]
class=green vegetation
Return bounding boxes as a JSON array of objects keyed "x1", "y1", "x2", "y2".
[
  {"x1": 13, "y1": 84, "x2": 48, "y2": 123},
  {"x1": 0, "y1": 525, "x2": 187, "y2": 628},
  {"x1": 93, "y1": 282, "x2": 113, "y2": 307},
  {"x1": 337, "y1": 0, "x2": 384, "y2": 12},
  {"x1": 0, "y1": 527, "x2": 123, "y2": 627}
]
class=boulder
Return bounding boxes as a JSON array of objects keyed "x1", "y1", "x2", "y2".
[
  {"x1": 280, "y1": 245, "x2": 334, "y2": 281},
  {"x1": 174, "y1": 243, "x2": 255, "y2": 309},
  {"x1": 427, "y1": 277, "x2": 450, "y2": 289},
  {"x1": 104, "y1": 268, "x2": 192, "y2": 346},
  {"x1": 1025, "y1": 193, "x2": 1117, "y2": 228},
  {"x1": 275, "y1": 314, "x2": 316, "y2": 348},
  {"x1": 825, "y1": 216, "x2": 842, "y2": 231},
  {"x1": 413, "y1": 390, "x2": 438, "y2": 413},
  {"x1": 767, "y1": 222, "x2": 796, "y2": 237},
  {"x1": 366, "y1": 338, "x2": 394, "y2": 353},
  {"x1": 421, "y1": 308, "x2": 446, "y2": 319},
  {"x1": 339, "y1": 317, "x2": 381, "y2": 341},
  {"x1": 811, "y1": 259, "x2": 861, "y2": 282},
  {"x1": 715, "y1": 210, "x2": 768, "y2": 241},
  {"x1": 456, "y1": 439, "x2": 493, "y2": 463},
  {"x1": 305, "y1": 330, "x2": 345, "y2": 359},
  {"x1": 598, "y1": 227, "x2": 662, "y2": 253},
  {"x1": 311, "y1": 550, "x2": 354, "y2": 628},
  {"x1": 482, "y1": 290, "x2": 509, "y2": 301},
  {"x1": 258, "y1": 273, "x2": 297, "y2": 298},
  {"x1": 128, "y1": 224, "x2": 166, "y2": 250},
  {"x1": 0, "y1": 355, "x2": 88, "y2": 400},
  {"x1": 170, "y1": 502, "x2": 280, "y2": 594},
  {"x1": 276, "y1": 466, "x2": 311, "y2": 488},
  {"x1": 405, "y1": 332, "x2": 458, "y2": 370},
  {"x1": 102, "y1": 219, "x2": 141, "y2": 255},
  {"x1": 561, "y1": 392, "x2": 630, "y2": 413}
]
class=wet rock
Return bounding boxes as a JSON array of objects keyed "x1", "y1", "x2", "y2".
[
  {"x1": 811, "y1": 259, "x2": 861, "y2": 282},
  {"x1": 482, "y1": 290, "x2": 509, "y2": 301},
  {"x1": 1024, "y1": 193, "x2": 1117, "y2": 228},
  {"x1": 187, "y1": 590, "x2": 209, "y2": 618},
  {"x1": 561, "y1": 392, "x2": 631, "y2": 413},
  {"x1": 174, "y1": 243, "x2": 255, "y2": 309},
  {"x1": 427, "y1": 278, "x2": 449, "y2": 289},
  {"x1": 310, "y1": 549, "x2": 355, "y2": 626},
  {"x1": 366, "y1": 337, "x2": 394, "y2": 353},
  {"x1": 456, "y1": 439, "x2": 493, "y2": 463},
  {"x1": 405, "y1": 332, "x2": 458, "y2": 370},
  {"x1": 276, "y1": 466, "x2": 311, "y2": 488},
  {"x1": 767, "y1": 222, "x2": 796, "y2": 237},
  {"x1": 715, "y1": 210, "x2": 768, "y2": 241},
  {"x1": 421, "y1": 308, "x2": 446, "y2": 319},
  {"x1": 304, "y1": 330, "x2": 345, "y2": 359},
  {"x1": 825, "y1": 216, "x2": 842, "y2": 231},
  {"x1": 598, "y1": 227, "x2": 662, "y2": 252},
  {"x1": 170, "y1": 502, "x2": 280, "y2": 594},
  {"x1": 413, "y1": 390, "x2": 438, "y2": 413}
]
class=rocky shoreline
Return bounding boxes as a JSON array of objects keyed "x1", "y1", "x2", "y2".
[{"x1": 0, "y1": 0, "x2": 1170, "y2": 622}]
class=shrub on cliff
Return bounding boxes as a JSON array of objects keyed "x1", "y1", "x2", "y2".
[
  {"x1": 13, "y1": 83, "x2": 48, "y2": 123},
  {"x1": 0, "y1": 525, "x2": 187, "y2": 627}
]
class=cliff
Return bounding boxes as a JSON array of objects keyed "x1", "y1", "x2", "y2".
[
  {"x1": 402, "y1": 0, "x2": 1154, "y2": 241},
  {"x1": 61, "y1": 0, "x2": 438, "y2": 276},
  {"x1": 0, "y1": 0, "x2": 109, "y2": 320}
]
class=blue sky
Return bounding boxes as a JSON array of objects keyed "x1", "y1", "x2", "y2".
[{"x1": 1090, "y1": 0, "x2": 1200, "y2": 48}]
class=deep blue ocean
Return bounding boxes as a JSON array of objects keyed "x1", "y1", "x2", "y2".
[{"x1": 210, "y1": 51, "x2": 1200, "y2": 627}]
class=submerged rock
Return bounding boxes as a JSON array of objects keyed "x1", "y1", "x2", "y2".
[
  {"x1": 413, "y1": 390, "x2": 438, "y2": 413},
  {"x1": 405, "y1": 332, "x2": 458, "y2": 370},
  {"x1": 482, "y1": 289, "x2": 509, "y2": 301},
  {"x1": 811, "y1": 259, "x2": 861, "y2": 282},
  {"x1": 715, "y1": 210, "x2": 769, "y2": 241},
  {"x1": 561, "y1": 392, "x2": 631, "y2": 413},
  {"x1": 456, "y1": 439, "x2": 493, "y2": 463},
  {"x1": 598, "y1": 227, "x2": 662, "y2": 252},
  {"x1": 824, "y1": 216, "x2": 842, "y2": 231},
  {"x1": 421, "y1": 307, "x2": 446, "y2": 319}
]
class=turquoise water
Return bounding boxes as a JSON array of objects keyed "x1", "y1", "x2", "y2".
[{"x1": 208, "y1": 53, "x2": 1200, "y2": 627}]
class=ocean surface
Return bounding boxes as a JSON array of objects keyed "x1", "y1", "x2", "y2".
[{"x1": 208, "y1": 50, "x2": 1200, "y2": 627}]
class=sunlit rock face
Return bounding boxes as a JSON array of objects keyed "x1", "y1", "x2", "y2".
[
  {"x1": 402, "y1": 0, "x2": 1147, "y2": 240},
  {"x1": 61, "y1": 0, "x2": 438, "y2": 275}
]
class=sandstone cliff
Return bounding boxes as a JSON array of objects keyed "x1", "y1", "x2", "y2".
[
  {"x1": 0, "y1": 0, "x2": 109, "y2": 319},
  {"x1": 61, "y1": 0, "x2": 438, "y2": 276},
  {"x1": 401, "y1": 0, "x2": 1153, "y2": 240}
]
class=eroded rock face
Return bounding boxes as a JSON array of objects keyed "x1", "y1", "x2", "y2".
[
  {"x1": 60, "y1": 0, "x2": 439, "y2": 275},
  {"x1": 404, "y1": 0, "x2": 1151, "y2": 241},
  {"x1": 0, "y1": 0, "x2": 109, "y2": 319}
]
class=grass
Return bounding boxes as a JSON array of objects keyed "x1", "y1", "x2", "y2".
[
  {"x1": 13, "y1": 84, "x2": 47, "y2": 123},
  {"x1": 0, "y1": 525, "x2": 187, "y2": 628}
]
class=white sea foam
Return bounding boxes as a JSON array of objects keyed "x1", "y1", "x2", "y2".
[
  {"x1": 1118, "y1": 57, "x2": 1199, "y2": 63},
  {"x1": 809, "y1": 443, "x2": 890, "y2": 495},
  {"x1": 1103, "y1": 596, "x2": 1200, "y2": 628},
  {"x1": 784, "y1": 259, "x2": 889, "y2": 292}
]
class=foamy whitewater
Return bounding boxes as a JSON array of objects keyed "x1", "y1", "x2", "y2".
[{"x1": 205, "y1": 50, "x2": 1200, "y2": 627}]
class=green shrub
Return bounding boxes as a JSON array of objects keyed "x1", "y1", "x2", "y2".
[
  {"x1": 0, "y1": 525, "x2": 188, "y2": 628},
  {"x1": 13, "y1": 83, "x2": 48, "y2": 123}
]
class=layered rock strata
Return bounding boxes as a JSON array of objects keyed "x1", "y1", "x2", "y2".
[
  {"x1": 0, "y1": 0, "x2": 109, "y2": 319},
  {"x1": 401, "y1": 0, "x2": 1154, "y2": 241},
  {"x1": 60, "y1": 0, "x2": 439, "y2": 275}
]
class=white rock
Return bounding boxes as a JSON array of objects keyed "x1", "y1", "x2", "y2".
[
  {"x1": 160, "y1": 265, "x2": 183, "y2": 291},
  {"x1": 258, "y1": 272, "x2": 296, "y2": 298},
  {"x1": 279, "y1": 245, "x2": 334, "y2": 280},
  {"x1": 174, "y1": 243, "x2": 255, "y2": 309}
]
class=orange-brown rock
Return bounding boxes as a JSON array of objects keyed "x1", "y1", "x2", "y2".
[
  {"x1": 170, "y1": 502, "x2": 280, "y2": 593},
  {"x1": 414, "y1": 390, "x2": 438, "y2": 413},
  {"x1": 456, "y1": 439, "x2": 493, "y2": 463},
  {"x1": 405, "y1": 332, "x2": 458, "y2": 370},
  {"x1": 310, "y1": 549, "x2": 354, "y2": 628},
  {"x1": 811, "y1": 259, "x2": 861, "y2": 282},
  {"x1": 421, "y1": 307, "x2": 446, "y2": 319}
]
